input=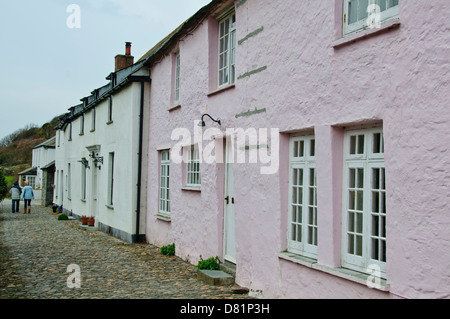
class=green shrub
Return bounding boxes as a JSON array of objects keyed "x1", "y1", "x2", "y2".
[
  {"x1": 58, "y1": 214, "x2": 69, "y2": 221},
  {"x1": 0, "y1": 169, "x2": 7, "y2": 202},
  {"x1": 197, "y1": 255, "x2": 220, "y2": 270},
  {"x1": 160, "y1": 243, "x2": 175, "y2": 256}
]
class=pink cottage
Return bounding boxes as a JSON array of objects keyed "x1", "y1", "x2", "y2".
[{"x1": 140, "y1": 0, "x2": 450, "y2": 298}]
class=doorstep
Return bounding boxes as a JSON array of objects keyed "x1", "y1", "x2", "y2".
[
  {"x1": 197, "y1": 269, "x2": 234, "y2": 286},
  {"x1": 79, "y1": 224, "x2": 98, "y2": 231}
]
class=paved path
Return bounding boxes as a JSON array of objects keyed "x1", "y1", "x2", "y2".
[{"x1": 0, "y1": 199, "x2": 251, "y2": 299}]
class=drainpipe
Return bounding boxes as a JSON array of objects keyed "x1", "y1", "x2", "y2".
[
  {"x1": 130, "y1": 75, "x2": 151, "y2": 243},
  {"x1": 135, "y1": 80, "x2": 145, "y2": 242}
]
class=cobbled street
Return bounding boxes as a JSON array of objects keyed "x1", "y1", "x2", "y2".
[{"x1": 0, "y1": 199, "x2": 251, "y2": 299}]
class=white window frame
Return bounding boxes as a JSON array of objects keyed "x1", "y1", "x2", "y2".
[
  {"x1": 218, "y1": 10, "x2": 236, "y2": 87},
  {"x1": 343, "y1": 0, "x2": 399, "y2": 36},
  {"x1": 27, "y1": 176, "x2": 36, "y2": 189},
  {"x1": 80, "y1": 114, "x2": 85, "y2": 135},
  {"x1": 108, "y1": 152, "x2": 114, "y2": 206},
  {"x1": 342, "y1": 126, "x2": 386, "y2": 278},
  {"x1": 81, "y1": 158, "x2": 87, "y2": 201},
  {"x1": 159, "y1": 150, "x2": 171, "y2": 215},
  {"x1": 68, "y1": 123, "x2": 72, "y2": 141},
  {"x1": 186, "y1": 145, "x2": 201, "y2": 187},
  {"x1": 107, "y1": 96, "x2": 113, "y2": 123},
  {"x1": 174, "y1": 52, "x2": 181, "y2": 104},
  {"x1": 288, "y1": 134, "x2": 318, "y2": 259},
  {"x1": 67, "y1": 163, "x2": 71, "y2": 200},
  {"x1": 91, "y1": 107, "x2": 96, "y2": 131}
]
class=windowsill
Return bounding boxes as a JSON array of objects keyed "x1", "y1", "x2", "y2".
[
  {"x1": 181, "y1": 185, "x2": 201, "y2": 192},
  {"x1": 278, "y1": 251, "x2": 390, "y2": 292},
  {"x1": 79, "y1": 133, "x2": 84, "y2": 136},
  {"x1": 168, "y1": 103, "x2": 181, "y2": 112},
  {"x1": 207, "y1": 83, "x2": 235, "y2": 97},
  {"x1": 105, "y1": 204, "x2": 114, "y2": 210},
  {"x1": 81, "y1": 199, "x2": 86, "y2": 203},
  {"x1": 155, "y1": 212, "x2": 171, "y2": 222},
  {"x1": 332, "y1": 18, "x2": 400, "y2": 48},
  {"x1": 106, "y1": 120, "x2": 114, "y2": 125},
  {"x1": 90, "y1": 129, "x2": 95, "y2": 133}
]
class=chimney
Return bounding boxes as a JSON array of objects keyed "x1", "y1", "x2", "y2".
[{"x1": 115, "y1": 42, "x2": 134, "y2": 72}]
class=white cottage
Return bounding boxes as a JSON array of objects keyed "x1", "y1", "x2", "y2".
[
  {"x1": 18, "y1": 136, "x2": 56, "y2": 203},
  {"x1": 32, "y1": 136, "x2": 56, "y2": 189},
  {"x1": 54, "y1": 43, "x2": 150, "y2": 243}
]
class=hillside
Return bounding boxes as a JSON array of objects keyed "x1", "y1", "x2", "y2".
[{"x1": 0, "y1": 115, "x2": 61, "y2": 188}]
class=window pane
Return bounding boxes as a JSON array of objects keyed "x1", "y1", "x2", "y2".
[
  {"x1": 310, "y1": 139, "x2": 315, "y2": 157},
  {"x1": 358, "y1": 0, "x2": 369, "y2": 21},
  {"x1": 357, "y1": 135, "x2": 365, "y2": 154},
  {"x1": 348, "y1": 0, "x2": 358, "y2": 24},
  {"x1": 357, "y1": 168, "x2": 364, "y2": 188},
  {"x1": 350, "y1": 136, "x2": 357, "y2": 154},
  {"x1": 356, "y1": 235, "x2": 363, "y2": 256},
  {"x1": 388, "y1": 0, "x2": 399, "y2": 9},
  {"x1": 349, "y1": 168, "x2": 356, "y2": 188},
  {"x1": 356, "y1": 191, "x2": 364, "y2": 211},
  {"x1": 377, "y1": 0, "x2": 386, "y2": 12}
]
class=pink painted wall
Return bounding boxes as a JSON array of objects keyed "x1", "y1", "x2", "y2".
[{"x1": 146, "y1": 0, "x2": 450, "y2": 298}]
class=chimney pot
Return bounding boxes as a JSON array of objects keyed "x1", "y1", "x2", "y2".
[{"x1": 125, "y1": 42, "x2": 132, "y2": 55}]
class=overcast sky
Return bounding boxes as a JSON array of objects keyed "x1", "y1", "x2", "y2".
[{"x1": 0, "y1": 0, "x2": 211, "y2": 140}]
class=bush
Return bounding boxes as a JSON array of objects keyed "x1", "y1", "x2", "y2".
[
  {"x1": 160, "y1": 243, "x2": 175, "y2": 256},
  {"x1": 0, "y1": 169, "x2": 7, "y2": 202},
  {"x1": 58, "y1": 214, "x2": 69, "y2": 221},
  {"x1": 197, "y1": 255, "x2": 220, "y2": 270}
]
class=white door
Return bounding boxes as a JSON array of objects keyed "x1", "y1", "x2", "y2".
[{"x1": 223, "y1": 138, "x2": 236, "y2": 264}]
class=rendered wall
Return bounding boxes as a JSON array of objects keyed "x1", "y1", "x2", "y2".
[{"x1": 145, "y1": 0, "x2": 450, "y2": 299}]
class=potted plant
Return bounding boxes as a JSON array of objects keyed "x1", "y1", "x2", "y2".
[
  {"x1": 81, "y1": 216, "x2": 88, "y2": 225},
  {"x1": 87, "y1": 217, "x2": 95, "y2": 227}
]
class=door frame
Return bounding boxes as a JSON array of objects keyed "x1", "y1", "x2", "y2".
[{"x1": 223, "y1": 136, "x2": 236, "y2": 264}]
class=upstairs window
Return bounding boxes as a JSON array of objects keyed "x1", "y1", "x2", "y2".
[
  {"x1": 107, "y1": 96, "x2": 113, "y2": 124},
  {"x1": 218, "y1": 10, "x2": 236, "y2": 87},
  {"x1": 174, "y1": 52, "x2": 181, "y2": 105},
  {"x1": 343, "y1": 0, "x2": 399, "y2": 35},
  {"x1": 79, "y1": 114, "x2": 85, "y2": 135}
]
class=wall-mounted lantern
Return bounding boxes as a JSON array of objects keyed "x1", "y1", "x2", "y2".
[{"x1": 201, "y1": 113, "x2": 222, "y2": 127}]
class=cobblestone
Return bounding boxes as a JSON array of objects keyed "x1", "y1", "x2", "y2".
[{"x1": 0, "y1": 200, "x2": 251, "y2": 299}]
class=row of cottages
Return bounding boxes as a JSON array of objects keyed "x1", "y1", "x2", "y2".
[
  {"x1": 18, "y1": 136, "x2": 56, "y2": 206},
  {"x1": 54, "y1": 42, "x2": 150, "y2": 243},
  {"x1": 54, "y1": 0, "x2": 450, "y2": 299}
]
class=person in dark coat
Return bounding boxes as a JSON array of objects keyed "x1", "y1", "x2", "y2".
[{"x1": 9, "y1": 181, "x2": 22, "y2": 213}]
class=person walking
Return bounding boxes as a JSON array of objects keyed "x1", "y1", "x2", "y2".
[
  {"x1": 21, "y1": 181, "x2": 34, "y2": 214},
  {"x1": 9, "y1": 181, "x2": 22, "y2": 213}
]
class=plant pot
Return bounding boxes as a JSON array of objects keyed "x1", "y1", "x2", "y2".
[
  {"x1": 87, "y1": 217, "x2": 95, "y2": 227},
  {"x1": 81, "y1": 216, "x2": 88, "y2": 225}
]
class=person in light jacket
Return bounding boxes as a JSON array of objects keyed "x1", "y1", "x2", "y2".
[
  {"x1": 9, "y1": 181, "x2": 22, "y2": 213},
  {"x1": 21, "y1": 181, "x2": 34, "y2": 214}
]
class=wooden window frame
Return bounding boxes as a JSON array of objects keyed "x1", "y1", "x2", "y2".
[
  {"x1": 342, "y1": 126, "x2": 387, "y2": 278},
  {"x1": 288, "y1": 134, "x2": 318, "y2": 259}
]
